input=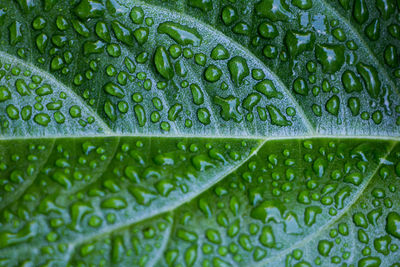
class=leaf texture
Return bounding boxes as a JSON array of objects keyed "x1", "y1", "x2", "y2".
[{"x1": 0, "y1": 0, "x2": 399, "y2": 266}]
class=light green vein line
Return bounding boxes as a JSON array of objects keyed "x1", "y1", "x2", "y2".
[
  {"x1": 254, "y1": 140, "x2": 397, "y2": 266},
  {"x1": 0, "y1": 51, "x2": 113, "y2": 134},
  {"x1": 0, "y1": 134, "x2": 399, "y2": 141},
  {"x1": 0, "y1": 139, "x2": 55, "y2": 210},
  {"x1": 67, "y1": 138, "x2": 267, "y2": 248},
  {"x1": 318, "y1": 0, "x2": 399, "y2": 97},
  {"x1": 125, "y1": 0, "x2": 316, "y2": 134}
]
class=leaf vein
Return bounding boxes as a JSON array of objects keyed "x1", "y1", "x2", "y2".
[
  {"x1": 67, "y1": 138, "x2": 267, "y2": 248},
  {"x1": 317, "y1": 0, "x2": 399, "y2": 97},
  {"x1": 127, "y1": 0, "x2": 316, "y2": 134},
  {"x1": 0, "y1": 140, "x2": 56, "y2": 210},
  {"x1": 254, "y1": 140, "x2": 398, "y2": 266},
  {"x1": 0, "y1": 51, "x2": 113, "y2": 134}
]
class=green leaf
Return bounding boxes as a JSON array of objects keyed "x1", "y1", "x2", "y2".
[{"x1": 0, "y1": 0, "x2": 399, "y2": 266}]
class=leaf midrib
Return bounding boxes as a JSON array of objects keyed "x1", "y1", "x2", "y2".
[
  {"x1": 1, "y1": 135, "x2": 399, "y2": 140},
  {"x1": 0, "y1": 1, "x2": 399, "y2": 263}
]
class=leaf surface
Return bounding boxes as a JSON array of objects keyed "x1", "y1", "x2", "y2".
[{"x1": 0, "y1": 0, "x2": 399, "y2": 266}]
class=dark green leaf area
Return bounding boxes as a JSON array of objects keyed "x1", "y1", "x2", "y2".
[{"x1": 0, "y1": 138, "x2": 399, "y2": 266}]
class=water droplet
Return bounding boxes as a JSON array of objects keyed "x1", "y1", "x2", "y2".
[
  {"x1": 134, "y1": 105, "x2": 146, "y2": 127},
  {"x1": 129, "y1": 186, "x2": 156, "y2": 206},
  {"x1": 104, "y1": 100, "x2": 117, "y2": 121},
  {"x1": 101, "y1": 197, "x2": 127, "y2": 210},
  {"x1": 325, "y1": 95, "x2": 340, "y2": 116},
  {"x1": 158, "y1": 21, "x2": 202, "y2": 46},
  {"x1": 386, "y1": 212, "x2": 400, "y2": 239},
  {"x1": 353, "y1": 212, "x2": 369, "y2": 228},
  {"x1": 292, "y1": 0, "x2": 313, "y2": 9},
  {"x1": 250, "y1": 200, "x2": 286, "y2": 223},
  {"x1": 133, "y1": 27, "x2": 149, "y2": 45},
  {"x1": 293, "y1": 77, "x2": 308, "y2": 96},
  {"x1": 188, "y1": 0, "x2": 213, "y2": 12},
  {"x1": 72, "y1": 19, "x2": 90, "y2": 37},
  {"x1": 56, "y1": 15, "x2": 69, "y2": 30},
  {"x1": 227, "y1": 56, "x2": 249, "y2": 86},
  {"x1": 267, "y1": 105, "x2": 291, "y2": 126},
  {"x1": 214, "y1": 95, "x2": 242, "y2": 122},
  {"x1": 315, "y1": 44, "x2": 345, "y2": 74},
  {"x1": 9, "y1": 21, "x2": 23, "y2": 45},
  {"x1": 376, "y1": 0, "x2": 396, "y2": 19},
  {"x1": 74, "y1": 0, "x2": 104, "y2": 20},
  {"x1": 168, "y1": 104, "x2": 183, "y2": 121},
  {"x1": 255, "y1": 0, "x2": 291, "y2": 21},
  {"x1": 155, "y1": 179, "x2": 175, "y2": 196},
  {"x1": 285, "y1": 30, "x2": 315, "y2": 58},
  {"x1": 197, "y1": 108, "x2": 211, "y2": 125},
  {"x1": 185, "y1": 245, "x2": 197, "y2": 266},
  {"x1": 365, "y1": 19, "x2": 380, "y2": 40},
  {"x1": 353, "y1": 0, "x2": 369, "y2": 24},
  {"x1": 358, "y1": 257, "x2": 381, "y2": 267},
  {"x1": 21, "y1": 106, "x2": 32, "y2": 120},
  {"x1": 243, "y1": 93, "x2": 261, "y2": 111},
  {"x1": 130, "y1": 6, "x2": 144, "y2": 24},
  {"x1": 318, "y1": 240, "x2": 333, "y2": 256},
  {"x1": 304, "y1": 206, "x2": 322, "y2": 226},
  {"x1": 32, "y1": 16, "x2": 46, "y2": 30},
  {"x1": 204, "y1": 65, "x2": 222, "y2": 82},
  {"x1": 356, "y1": 62, "x2": 381, "y2": 99},
  {"x1": 6, "y1": 104, "x2": 19, "y2": 120},
  {"x1": 112, "y1": 21, "x2": 134, "y2": 46},
  {"x1": 83, "y1": 40, "x2": 105, "y2": 55},
  {"x1": 348, "y1": 97, "x2": 360, "y2": 116},
  {"x1": 221, "y1": 5, "x2": 238, "y2": 25},
  {"x1": 51, "y1": 171, "x2": 72, "y2": 188},
  {"x1": 384, "y1": 45, "x2": 398, "y2": 67},
  {"x1": 14, "y1": 79, "x2": 29, "y2": 97},
  {"x1": 54, "y1": 111, "x2": 65, "y2": 124},
  {"x1": 36, "y1": 33, "x2": 48, "y2": 54},
  {"x1": 34, "y1": 113, "x2": 50, "y2": 126},
  {"x1": 0, "y1": 222, "x2": 38, "y2": 249},
  {"x1": 211, "y1": 44, "x2": 230, "y2": 60},
  {"x1": 372, "y1": 111, "x2": 382, "y2": 124},
  {"x1": 342, "y1": 70, "x2": 363, "y2": 93},
  {"x1": 95, "y1": 21, "x2": 111, "y2": 42},
  {"x1": 103, "y1": 82, "x2": 125, "y2": 98},
  {"x1": 154, "y1": 46, "x2": 174, "y2": 80},
  {"x1": 205, "y1": 229, "x2": 221, "y2": 244},
  {"x1": 69, "y1": 106, "x2": 82, "y2": 118}
]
